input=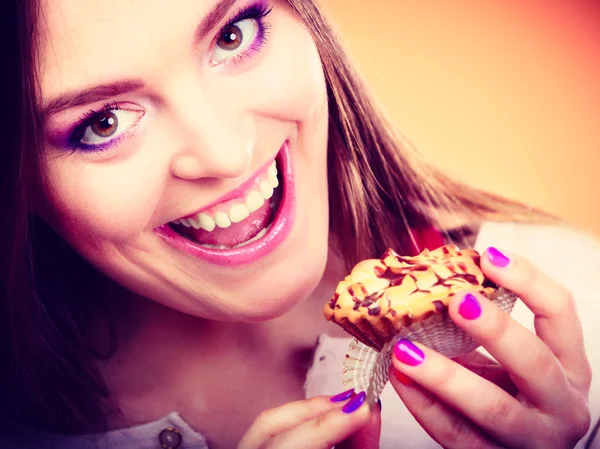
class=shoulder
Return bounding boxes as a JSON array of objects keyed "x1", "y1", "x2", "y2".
[{"x1": 0, "y1": 413, "x2": 208, "y2": 449}]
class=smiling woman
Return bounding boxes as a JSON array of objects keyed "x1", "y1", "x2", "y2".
[{"x1": 0, "y1": 0, "x2": 598, "y2": 448}]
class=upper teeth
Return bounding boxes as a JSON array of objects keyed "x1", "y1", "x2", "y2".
[{"x1": 174, "y1": 161, "x2": 279, "y2": 232}]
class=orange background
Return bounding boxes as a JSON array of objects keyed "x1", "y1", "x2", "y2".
[{"x1": 321, "y1": 0, "x2": 600, "y2": 234}]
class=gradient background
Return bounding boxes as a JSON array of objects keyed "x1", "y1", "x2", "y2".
[{"x1": 321, "y1": 0, "x2": 600, "y2": 234}]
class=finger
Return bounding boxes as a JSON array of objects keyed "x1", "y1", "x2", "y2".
[
  {"x1": 453, "y1": 351, "x2": 518, "y2": 396},
  {"x1": 337, "y1": 399, "x2": 382, "y2": 449},
  {"x1": 449, "y1": 290, "x2": 572, "y2": 411},
  {"x1": 238, "y1": 392, "x2": 354, "y2": 449},
  {"x1": 262, "y1": 392, "x2": 372, "y2": 449},
  {"x1": 391, "y1": 339, "x2": 539, "y2": 447},
  {"x1": 481, "y1": 248, "x2": 591, "y2": 389},
  {"x1": 390, "y1": 369, "x2": 505, "y2": 449}
]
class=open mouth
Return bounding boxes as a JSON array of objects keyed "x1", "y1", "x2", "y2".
[
  {"x1": 169, "y1": 159, "x2": 283, "y2": 249},
  {"x1": 156, "y1": 142, "x2": 295, "y2": 266}
]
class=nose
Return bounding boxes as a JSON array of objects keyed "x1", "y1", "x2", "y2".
[{"x1": 165, "y1": 73, "x2": 253, "y2": 181}]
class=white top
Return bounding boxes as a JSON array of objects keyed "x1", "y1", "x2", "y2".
[{"x1": 3, "y1": 221, "x2": 600, "y2": 448}]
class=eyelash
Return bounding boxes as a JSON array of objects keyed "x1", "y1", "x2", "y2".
[
  {"x1": 213, "y1": 1, "x2": 273, "y2": 66},
  {"x1": 68, "y1": 102, "x2": 132, "y2": 153},
  {"x1": 66, "y1": 2, "x2": 273, "y2": 153}
]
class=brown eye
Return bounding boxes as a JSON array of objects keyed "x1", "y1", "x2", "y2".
[
  {"x1": 211, "y1": 19, "x2": 259, "y2": 64},
  {"x1": 90, "y1": 111, "x2": 118, "y2": 138},
  {"x1": 217, "y1": 25, "x2": 243, "y2": 51},
  {"x1": 78, "y1": 108, "x2": 142, "y2": 147}
]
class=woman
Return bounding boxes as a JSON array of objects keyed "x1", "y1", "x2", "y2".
[{"x1": 0, "y1": 0, "x2": 597, "y2": 447}]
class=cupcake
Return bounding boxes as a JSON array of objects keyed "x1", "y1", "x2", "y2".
[{"x1": 324, "y1": 245, "x2": 518, "y2": 401}]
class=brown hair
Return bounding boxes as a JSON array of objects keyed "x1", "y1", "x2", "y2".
[
  {"x1": 286, "y1": 0, "x2": 556, "y2": 270},
  {"x1": 1, "y1": 0, "x2": 113, "y2": 433},
  {"x1": 0, "y1": 0, "x2": 555, "y2": 434}
]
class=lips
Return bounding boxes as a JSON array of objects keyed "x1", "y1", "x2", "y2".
[
  {"x1": 156, "y1": 141, "x2": 295, "y2": 266},
  {"x1": 171, "y1": 161, "x2": 282, "y2": 248}
]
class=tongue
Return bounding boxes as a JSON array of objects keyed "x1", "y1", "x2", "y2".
[{"x1": 175, "y1": 199, "x2": 274, "y2": 248}]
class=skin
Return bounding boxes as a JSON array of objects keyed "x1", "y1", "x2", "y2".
[
  {"x1": 40, "y1": 0, "x2": 331, "y2": 323},
  {"x1": 390, "y1": 250, "x2": 592, "y2": 448},
  {"x1": 37, "y1": 0, "x2": 591, "y2": 448},
  {"x1": 39, "y1": 0, "x2": 360, "y2": 446}
]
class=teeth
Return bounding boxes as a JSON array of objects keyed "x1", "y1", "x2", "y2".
[
  {"x1": 268, "y1": 169, "x2": 279, "y2": 188},
  {"x1": 229, "y1": 203, "x2": 250, "y2": 224},
  {"x1": 198, "y1": 213, "x2": 216, "y2": 232},
  {"x1": 214, "y1": 212, "x2": 231, "y2": 229},
  {"x1": 259, "y1": 180, "x2": 274, "y2": 199},
  {"x1": 190, "y1": 217, "x2": 202, "y2": 230},
  {"x1": 172, "y1": 160, "x2": 280, "y2": 232},
  {"x1": 245, "y1": 190, "x2": 265, "y2": 213}
]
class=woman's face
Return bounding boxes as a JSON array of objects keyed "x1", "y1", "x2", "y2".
[{"x1": 38, "y1": 0, "x2": 330, "y2": 321}]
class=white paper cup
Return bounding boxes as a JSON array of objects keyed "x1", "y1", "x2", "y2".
[{"x1": 341, "y1": 287, "x2": 518, "y2": 404}]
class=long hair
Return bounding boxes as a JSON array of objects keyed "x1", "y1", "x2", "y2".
[
  {"x1": 0, "y1": 0, "x2": 112, "y2": 433},
  {"x1": 0, "y1": 0, "x2": 555, "y2": 433},
  {"x1": 285, "y1": 0, "x2": 555, "y2": 269}
]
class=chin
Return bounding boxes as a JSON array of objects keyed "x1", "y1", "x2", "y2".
[
  {"x1": 148, "y1": 135, "x2": 330, "y2": 323},
  {"x1": 192, "y1": 232, "x2": 329, "y2": 323},
  {"x1": 233, "y1": 263, "x2": 328, "y2": 322},
  {"x1": 68, "y1": 132, "x2": 331, "y2": 325}
]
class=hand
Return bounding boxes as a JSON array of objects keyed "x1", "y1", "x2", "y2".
[
  {"x1": 389, "y1": 248, "x2": 592, "y2": 449},
  {"x1": 237, "y1": 391, "x2": 381, "y2": 449}
]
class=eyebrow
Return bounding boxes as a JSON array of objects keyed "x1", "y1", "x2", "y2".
[
  {"x1": 40, "y1": 80, "x2": 144, "y2": 120},
  {"x1": 195, "y1": 0, "x2": 238, "y2": 43},
  {"x1": 40, "y1": 0, "x2": 238, "y2": 120}
]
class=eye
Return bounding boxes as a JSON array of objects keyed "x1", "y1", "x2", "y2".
[
  {"x1": 77, "y1": 109, "x2": 140, "y2": 145},
  {"x1": 211, "y1": 18, "x2": 259, "y2": 64}
]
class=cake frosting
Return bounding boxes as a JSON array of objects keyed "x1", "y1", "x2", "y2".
[{"x1": 324, "y1": 245, "x2": 497, "y2": 350}]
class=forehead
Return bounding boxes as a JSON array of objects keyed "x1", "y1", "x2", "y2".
[{"x1": 38, "y1": 0, "x2": 225, "y2": 100}]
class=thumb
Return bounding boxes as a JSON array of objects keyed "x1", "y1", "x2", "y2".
[{"x1": 337, "y1": 399, "x2": 382, "y2": 449}]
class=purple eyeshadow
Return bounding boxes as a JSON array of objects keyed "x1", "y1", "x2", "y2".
[{"x1": 51, "y1": 1, "x2": 273, "y2": 154}]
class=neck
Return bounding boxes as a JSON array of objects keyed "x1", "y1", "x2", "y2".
[{"x1": 95, "y1": 249, "x2": 347, "y2": 429}]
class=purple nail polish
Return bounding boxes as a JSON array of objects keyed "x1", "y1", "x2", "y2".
[
  {"x1": 330, "y1": 388, "x2": 355, "y2": 403},
  {"x1": 459, "y1": 293, "x2": 482, "y2": 320},
  {"x1": 394, "y1": 339, "x2": 425, "y2": 366},
  {"x1": 487, "y1": 247, "x2": 510, "y2": 268},
  {"x1": 342, "y1": 391, "x2": 366, "y2": 413}
]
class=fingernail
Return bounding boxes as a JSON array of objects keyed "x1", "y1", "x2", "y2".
[
  {"x1": 376, "y1": 398, "x2": 382, "y2": 410},
  {"x1": 342, "y1": 391, "x2": 367, "y2": 414},
  {"x1": 393, "y1": 369, "x2": 414, "y2": 386},
  {"x1": 487, "y1": 247, "x2": 510, "y2": 268},
  {"x1": 459, "y1": 293, "x2": 482, "y2": 320},
  {"x1": 394, "y1": 339, "x2": 425, "y2": 366},
  {"x1": 330, "y1": 388, "x2": 355, "y2": 403}
]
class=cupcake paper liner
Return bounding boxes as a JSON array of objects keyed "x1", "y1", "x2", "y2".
[{"x1": 341, "y1": 287, "x2": 518, "y2": 404}]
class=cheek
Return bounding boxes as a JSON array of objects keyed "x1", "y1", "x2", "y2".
[
  {"x1": 215, "y1": 13, "x2": 327, "y2": 124},
  {"x1": 43, "y1": 155, "x2": 166, "y2": 244}
]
